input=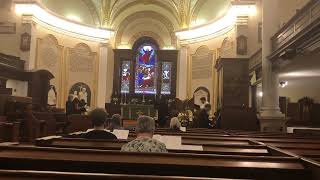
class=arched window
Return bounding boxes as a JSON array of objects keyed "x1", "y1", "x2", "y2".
[{"x1": 134, "y1": 44, "x2": 158, "y2": 94}]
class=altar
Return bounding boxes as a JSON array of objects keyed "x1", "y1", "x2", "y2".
[{"x1": 121, "y1": 104, "x2": 156, "y2": 120}]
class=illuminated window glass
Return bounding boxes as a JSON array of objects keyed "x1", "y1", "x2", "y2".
[
  {"x1": 134, "y1": 44, "x2": 158, "y2": 94},
  {"x1": 121, "y1": 61, "x2": 130, "y2": 93},
  {"x1": 161, "y1": 62, "x2": 172, "y2": 95}
]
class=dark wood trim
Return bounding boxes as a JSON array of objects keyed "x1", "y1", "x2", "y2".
[{"x1": 269, "y1": 0, "x2": 320, "y2": 61}]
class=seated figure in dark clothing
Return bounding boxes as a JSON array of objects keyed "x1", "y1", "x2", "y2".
[
  {"x1": 81, "y1": 108, "x2": 117, "y2": 140},
  {"x1": 197, "y1": 104, "x2": 211, "y2": 128},
  {"x1": 65, "y1": 95, "x2": 74, "y2": 115},
  {"x1": 107, "y1": 114, "x2": 124, "y2": 132}
]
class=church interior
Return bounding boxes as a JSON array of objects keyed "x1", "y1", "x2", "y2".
[{"x1": 0, "y1": 0, "x2": 320, "y2": 179}]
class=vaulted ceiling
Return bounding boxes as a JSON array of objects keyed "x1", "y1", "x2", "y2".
[{"x1": 42, "y1": 0, "x2": 231, "y2": 48}]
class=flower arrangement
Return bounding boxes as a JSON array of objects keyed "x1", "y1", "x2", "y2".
[{"x1": 178, "y1": 112, "x2": 189, "y2": 127}]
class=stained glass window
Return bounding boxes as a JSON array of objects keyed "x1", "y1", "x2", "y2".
[
  {"x1": 134, "y1": 45, "x2": 158, "y2": 94},
  {"x1": 121, "y1": 61, "x2": 130, "y2": 93},
  {"x1": 161, "y1": 62, "x2": 172, "y2": 95}
]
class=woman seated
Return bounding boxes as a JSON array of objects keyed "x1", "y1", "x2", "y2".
[
  {"x1": 169, "y1": 111, "x2": 182, "y2": 132},
  {"x1": 121, "y1": 116, "x2": 167, "y2": 153},
  {"x1": 107, "y1": 114, "x2": 124, "y2": 132},
  {"x1": 81, "y1": 108, "x2": 117, "y2": 140}
]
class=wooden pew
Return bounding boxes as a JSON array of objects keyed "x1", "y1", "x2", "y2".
[
  {"x1": 66, "y1": 115, "x2": 91, "y2": 133},
  {"x1": 0, "y1": 117, "x2": 20, "y2": 142},
  {"x1": 35, "y1": 137, "x2": 271, "y2": 156},
  {"x1": 181, "y1": 136, "x2": 255, "y2": 146},
  {"x1": 0, "y1": 170, "x2": 254, "y2": 180},
  {"x1": 254, "y1": 138, "x2": 320, "y2": 162},
  {"x1": 0, "y1": 145, "x2": 309, "y2": 180},
  {"x1": 33, "y1": 112, "x2": 56, "y2": 136}
]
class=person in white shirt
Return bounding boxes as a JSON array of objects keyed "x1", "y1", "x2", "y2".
[{"x1": 200, "y1": 97, "x2": 209, "y2": 109}]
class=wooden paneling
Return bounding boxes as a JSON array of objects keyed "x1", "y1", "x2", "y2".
[{"x1": 216, "y1": 58, "x2": 249, "y2": 108}]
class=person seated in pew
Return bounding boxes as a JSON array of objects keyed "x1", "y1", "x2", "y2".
[
  {"x1": 71, "y1": 97, "x2": 81, "y2": 114},
  {"x1": 169, "y1": 111, "x2": 182, "y2": 132},
  {"x1": 121, "y1": 116, "x2": 167, "y2": 153},
  {"x1": 108, "y1": 114, "x2": 124, "y2": 132},
  {"x1": 65, "y1": 95, "x2": 74, "y2": 115},
  {"x1": 79, "y1": 99, "x2": 87, "y2": 115},
  {"x1": 197, "y1": 103, "x2": 211, "y2": 128},
  {"x1": 81, "y1": 108, "x2": 117, "y2": 140}
]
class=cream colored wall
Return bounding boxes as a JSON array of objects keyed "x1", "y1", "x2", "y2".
[
  {"x1": 35, "y1": 25, "x2": 101, "y2": 108},
  {"x1": 191, "y1": 0, "x2": 230, "y2": 27},
  {"x1": 42, "y1": 0, "x2": 97, "y2": 26},
  {"x1": 279, "y1": 77, "x2": 320, "y2": 103},
  {"x1": 105, "y1": 46, "x2": 114, "y2": 103},
  {"x1": 0, "y1": 3, "x2": 104, "y2": 108},
  {"x1": 0, "y1": 2, "x2": 22, "y2": 57},
  {"x1": 247, "y1": 0, "x2": 262, "y2": 56},
  {"x1": 186, "y1": 28, "x2": 236, "y2": 113},
  {"x1": 279, "y1": 0, "x2": 310, "y2": 27},
  {"x1": 279, "y1": 52, "x2": 320, "y2": 103},
  {"x1": 6, "y1": 79, "x2": 28, "y2": 97}
]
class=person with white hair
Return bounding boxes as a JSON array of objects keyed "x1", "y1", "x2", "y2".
[
  {"x1": 107, "y1": 114, "x2": 124, "y2": 132},
  {"x1": 121, "y1": 116, "x2": 167, "y2": 153},
  {"x1": 169, "y1": 111, "x2": 182, "y2": 132}
]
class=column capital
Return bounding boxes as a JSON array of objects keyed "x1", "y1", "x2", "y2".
[
  {"x1": 99, "y1": 43, "x2": 110, "y2": 48},
  {"x1": 179, "y1": 45, "x2": 189, "y2": 50}
]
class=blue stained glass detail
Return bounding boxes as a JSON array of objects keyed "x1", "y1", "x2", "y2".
[
  {"x1": 121, "y1": 61, "x2": 130, "y2": 93},
  {"x1": 161, "y1": 62, "x2": 172, "y2": 95},
  {"x1": 134, "y1": 45, "x2": 158, "y2": 94}
]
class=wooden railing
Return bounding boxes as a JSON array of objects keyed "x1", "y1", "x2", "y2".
[
  {"x1": 0, "y1": 53, "x2": 25, "y2": 71},
  {"x1": 271, "y1": 0, "x2": 320, "y2": 52}
]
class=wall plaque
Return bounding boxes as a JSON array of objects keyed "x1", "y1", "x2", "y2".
[
  {"x1": 20, "y1": 33, "x2": 31, "y2": 51},
  {"x1": 0, "y1": 22, "x2": 16, "y2": 34}
]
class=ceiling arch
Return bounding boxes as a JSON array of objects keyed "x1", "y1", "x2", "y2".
[
  {"x1": 129, "y1": 31, "x2": 165, "y2": 49},
  {"x1": 114, "y1": 11, "x2": 177, "y2": 48},
  {"x1": 109, "y1": 0, "x2": 179, "y2": 27}
]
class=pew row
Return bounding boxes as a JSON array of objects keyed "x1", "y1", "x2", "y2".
[
  {"x1": 0, "y1": 145, "x2": 309, "y2": 180},
  {"x1": 35, "y1": 137, "x2": 271, "y2": 156},
  {"x1": 0, "y1": 170, "x2": 252, "y2": 180}
]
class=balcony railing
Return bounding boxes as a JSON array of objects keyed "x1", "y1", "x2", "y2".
[
  {"x1": 271, "y1": 0, "x2": 320, "y2": 53},
  {"x1": 0, "y1": 53, "x2": 25, "y2": 71}
]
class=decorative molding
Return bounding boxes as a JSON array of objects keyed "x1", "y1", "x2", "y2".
[
  {"x1": 81, "y1": 0, "x2": 101, "y2": 26},
  {"x1": 65, "y1": 43, "x2": 98, "y2": 107},
  {"x1": 36, "y1": 34, "x2": 64, "y2": 107},
  {"x1": 191, "y1": 45, "x2": 213, "y2": 80},
  {"x1": 220, "y1": 36, "x2": 235, "y2": 58},
  {"x1": 110, "y1": 0, "x2": 179, "y2": 27},
  {"x1": 68, "y1": 44, "x2": 94, "y2": 72},
  {"x1": 0, "y1": 22, "x2": 16, "y2": 34},
  {"x1": 114, "y1": 11, "x2": 176, "y2": 48},
  {"x1": 190, "y1": 0, "x2": 207, "y2": 25},
  {"x1": 128, "y1": 31, "x2": 165, "y2": 49}
]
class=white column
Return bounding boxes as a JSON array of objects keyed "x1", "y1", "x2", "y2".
[
  {"x1": 259, "y1": 0, "x2": 286, "y2": 132},
  {"x1": 176, "y1": 45, "x2": 188, "y2": 100},
  {"x1": 20, "y1": 22, "x2": 37, "y2": 70},
  {"x1": 96, "y1": 43, "x2": 109, "y2": 108}
]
